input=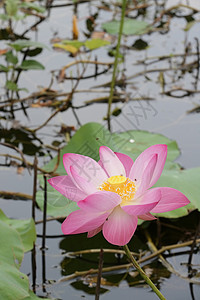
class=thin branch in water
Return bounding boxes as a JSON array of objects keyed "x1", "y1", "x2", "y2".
[
  {"x1": 95, "y1": 249, "x2": 104, "y2": 300},
  {"x1": 189, "y1": 283, "x2": 195, "y2": 300},
  {"x1": 187, "y1": 218, "x2": 200, "y2": 277},
  {"x1": 0, "y1": 142, "x2": 31, "y2": 175},
  {"x1": 145, "y1": 231, "x2": 200, "y2": 284},
  {"x1": 63, "y1": 66, "x2": 111, "y2": 80},
  {"x1": 21, "y1": 17, "x2": 46, "y2": 37},
  {"x1": 50, "y1": 148, "x2": 61, "y2": 174},
  {"x1": 32, "y1": 156, "x2": 38, "y2": 222},
  {"x1": 35, "y1": 215, "x2": 66, "y2": 224},
  {"x1": 0, "y1": 190, "x2": 32, "y2": 200},
  {"x1": 71, "y1": 106, "x2": 82, "y2": 127},
  {"x1": 31, "y1": 243, "x2": 37, "y2": 293},
  {"x1": 37, "y1": 234, "x2": 65, "y2": 238},
  {"x1": 55, "y1": 59, "x2": 113, "y2": 74},
  {"x1": 136, "y1": 52, "x2": 200, "y2": 65},
  {"x1": 66, "y1": 248, "x2": 140, "y2": 257},
  {"x1": 31, "y1": 157, "x2": 37, "y2": 293},
  {"x1": 0, "y1": 153, "x2": 58, "y2": 175},
  {"x1": 95, "y1": 62, "x2": 198, "y2": 89},
  {"x1": 42, "y1": 175, "x2": 48, "y2": 250},
  {"x1": 58, "y1": 238, "x2": 200, "y2": 283},
  {"x1": 32, "y1": 60, "x2": 88, "y2": 132},
  {"x1": 42, "y1": 248, "x2": 46, "y2": 292},
  {"x1": 194, "y1": 38, "x2": 200, "y2": 90},
  {"x1": 49, "y1": 0, "x2": 91, "y2": 8},
  {"x1": 14, "y1": 51, "x2": 28, "y2": 85}
]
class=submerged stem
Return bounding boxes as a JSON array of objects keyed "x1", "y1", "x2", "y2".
[{"x1": 123, "y1": 244, "x2": 166, "y2": 300}]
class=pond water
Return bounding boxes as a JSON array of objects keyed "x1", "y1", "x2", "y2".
[{"x1": 0, "y1": 0, "x2": 200, "y2": 299}]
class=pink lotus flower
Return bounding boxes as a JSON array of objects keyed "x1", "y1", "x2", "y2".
[{"x1": 48, "y1": 145, "x2": 190, "y2": 246}]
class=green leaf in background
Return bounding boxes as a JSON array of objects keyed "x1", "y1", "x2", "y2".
[
  {"x1": 0, "y1": 209, "x2": 36, "y2": 252},
  {"x1": 62, "y1": 39, "x2": 84, "y2": 49},
  {"x1": 42, "y1": 123, "x2": 115, "y2": 174},
  {"x1": 5, "y1": 0, "x2": 19, "y2": 17},
  {"x1": 154, "y1": 167, "x2": 200, "y2": 217},
  {"x1": 0, "y1": 64, "x2": 10, "y2": 72},
  {"x1": 5, "y1": 50, "x2": 18, "y2": 65},
  {"x1": 0, "y1": 263, "x2": 30, "y2": 300},
  {"x1": 0, "y1": 14, "x2": 9, "y2": 21},
  {"x1": 25, "y1": 291, "x2": 49, "y2": 300},
  {"x1": 36, "y1": 179, "x2": 78, "y2": 218},
  {"x1": 5, "y1": 80, "x2": 28, "y2": 92},
  {"x1": 19, "y1": 60, "x2": 45, "y2": 70},
  {"x1": 54, "y1": 38, "x2": 110, "y2": 53},
  {"x1": 11, "y1": 218, "x2": 36, "y2": 252},
  {"x1": 112, "y1": 130, "x2": 180, "y2": 165},
  {"x1": 9, "y1": 40, "x2": 49, "y2": 51},
  {"x1": 5, "y1": 80, "x2": 18, "y2": 91},
  {"x1": 26, "y1": 47, "x2": 43, "y2": 57},
  {"x1": 13, "y1": 14, "x2": 26, "y2": 21},
  {"x1": 0, "y1": 218, "x2": 24, "y2": 266},
  {"x1": 85, "y1": 39, "x2": 110, "y2": 50},
  {"x1": 0, "y1": 262, "x2": 49, "y2": 299},
  {"x1": 0, "y1": 211, "x2": 47, "y2": 300},
  {"x1": 102, "y1": 18, "x2": 151, "y2": 35}
]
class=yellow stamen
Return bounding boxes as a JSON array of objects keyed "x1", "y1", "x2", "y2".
[
  {"x1": 107, "y1": 175, "x2": 127, "y2": 185},
  {"x1": 99, "y1": 175, "x2": 136, "y2": 203}
]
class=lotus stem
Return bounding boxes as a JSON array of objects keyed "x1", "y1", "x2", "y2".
[
  {"x1": 107, "y1": 0, "x2": 127, "y2": 131},
  {"x1": 123, "y1": 244, "x2": 166, "y2": 300}
]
